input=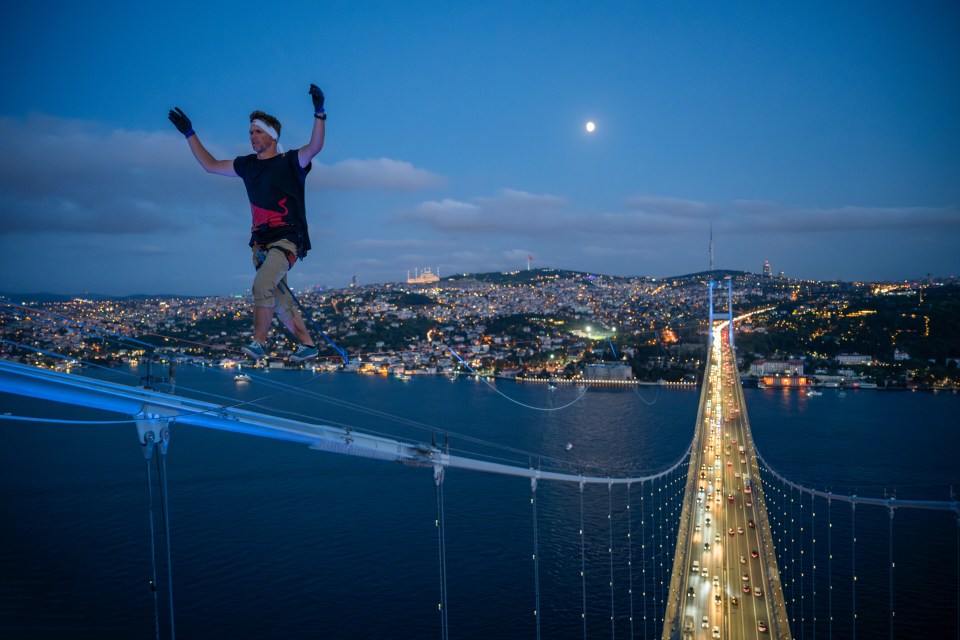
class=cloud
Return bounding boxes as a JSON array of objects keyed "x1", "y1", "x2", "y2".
[
  {"x1": 312, "y1": 158, "x2": 445, "y2": 191},
  {"x1": 405, "y1": 188, "x2": 570, "y2": 233},
  {"x1": 397, "y1": 186, "x2": 959, "y2": 276},
  {"x1": 0, "y1": 113, "x2": 245, "y2": 236},
  {"x1": 728, "y1": 201, "x2": 960, "y2": 234},
  {"x1": 623, "y1": 195, "x2": 713, "y2": 219}
]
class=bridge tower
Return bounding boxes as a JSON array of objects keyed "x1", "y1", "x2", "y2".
[{"x1": 707, "y1": 279, "x2": 735, "y2": 350}]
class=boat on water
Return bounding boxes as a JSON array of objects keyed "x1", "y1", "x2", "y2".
[
  {"x1": 564, "y1": 442, "x2": 573, "y2": 451},
  {"x1": 234, "y1": 374, "x2": 251, "y2": 383},
  {"x1": 394, "y1": 373, "x2": 411, "y2": 381},
  {"x1": 806, "y1": 389, "x2": 822, "y2": 397}
]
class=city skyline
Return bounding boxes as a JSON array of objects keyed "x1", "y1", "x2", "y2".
[{"x1": 1, "y1": 2, "x2": 958, "y2": 296}]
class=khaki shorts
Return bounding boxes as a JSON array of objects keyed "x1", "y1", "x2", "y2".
[{"x1": 251, "y1": 239, "x2": 298, "y2": 324}]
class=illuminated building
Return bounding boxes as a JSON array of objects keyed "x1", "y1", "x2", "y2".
[{"x1": 407, "y1": 267, "x2": 440, "y2": 284}]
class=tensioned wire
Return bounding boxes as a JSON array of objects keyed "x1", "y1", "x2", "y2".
[
  {"x1": 448, "y1": 346, "x2": 593, "y2": 412},
  {"x1": 169, "y1": 362, "x2": 690, "y2": 477},
  {"x1": 1, "y1": 335, "x2": 691, "y2": 478},
  {"x1": 0, "y1": 339, "x2": 345, "y2": 427},
  {"x1": 2, "y1": 302, "x2": 693, "y2": 475},
  {"x1": 2, "y1": 295, "x2": 699, "y2": 417}
]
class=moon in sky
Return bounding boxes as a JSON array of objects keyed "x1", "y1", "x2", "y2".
[{"x1": 585, "y1": 121, "x2": 596, "y2": 133}]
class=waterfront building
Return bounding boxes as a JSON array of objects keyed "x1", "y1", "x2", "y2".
[{"x1": 749, "y1": 359, "x2": 804, "y2": 376}]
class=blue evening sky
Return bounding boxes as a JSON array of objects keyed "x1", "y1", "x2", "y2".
[{"x1": 1, "y1": 1, "x2": 958, "y2": 295}]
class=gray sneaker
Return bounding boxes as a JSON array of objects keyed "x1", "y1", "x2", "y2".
[
  {"x1": 290, "y1": 344, "x2": 319, "y2": 361},
  {"x1": 242, "y1": 339, "x2": 265, "y2": 359}
]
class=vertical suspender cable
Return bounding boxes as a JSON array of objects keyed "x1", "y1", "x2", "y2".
[
  {"x1": 143, "y1": 452, "x2": 160, "y2": 640},
  {"x1": 641, "y1": 479, "x2": 648, "y2": 639},
  {"x1": 579, "y1": 479, "x2": 587, "y2": 640},
  {"x1": 790, "y1": 485, "x2": 796, "y2": 627},
  {"x1": 530, "y1": 475, "x2": 541, "y2": 640},
  {"x1": 607, "y1": 480, "x2": 615, "y2": 639},
  {"x1": 156, "y1": 445, "x2": 176, "y2": 640},
  {"x1": 626, "y1": 481, "x2": 635, "y2": 639},
  {"x1": 828, "y1": 497, "x2": 833, "y2": 639},
  {"x1": 800, "y1": 487, "x2": 805, "y2": 637},
  {"x1": 781, "y1": 480, "x2": 788, "y2": 626},
  {"x1": 851, "y1": 502, "x2": 857, "y2": 639},
  {"x1": 433, "y1": 465, "x2": 449, "y2": 640},
  {"x1": 653, "y1": 478, "x2": 663, "y2": 623},
  {"x1": 888, "y1": 505, "x2": 894, "y2": 640},
  {"x1": 811, "y1": 492, "x2": 817, "y2": 640}
]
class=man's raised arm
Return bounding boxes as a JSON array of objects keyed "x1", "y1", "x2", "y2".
[
  {"x1": 168, "y1": 107, "x2": 237, "y2": 177},
  {"x1": 298, "y1": 84, "x2": 326, "y2": 169}
]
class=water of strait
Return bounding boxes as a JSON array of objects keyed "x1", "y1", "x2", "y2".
[{"x1": 1, "y1": 366, "x2": 958, "y2": 639}]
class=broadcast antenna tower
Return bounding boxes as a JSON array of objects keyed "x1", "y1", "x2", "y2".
[{"x1": 709, "y1": 223, "x2": 714, "y2": 271}]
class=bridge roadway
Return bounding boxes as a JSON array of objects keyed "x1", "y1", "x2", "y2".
[{"x1": 663, "y1": 328, "x2": 791, "y2": 640}]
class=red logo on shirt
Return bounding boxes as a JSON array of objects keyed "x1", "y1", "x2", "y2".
[{"x1": 250, "y1": 197, "x2": 289, "y2": 229}]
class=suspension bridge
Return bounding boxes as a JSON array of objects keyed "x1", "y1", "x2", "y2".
[{"x1": 0, "y1": 285, "x2": 958, "y2": 639}]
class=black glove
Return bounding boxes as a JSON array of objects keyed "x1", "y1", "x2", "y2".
[
  {"x1": 309, "y1": 84, "x2": 325, "y2": 114},
  {"x1": 168, "y1": 107, "x2": 194, "y2": 137}
]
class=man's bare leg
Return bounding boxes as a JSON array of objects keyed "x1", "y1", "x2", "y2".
[
  {"x1": 282, "y1": 312, "x2": 315, "y2": 347},
  {"x1": 253, "y1": 306, "x2": 274, "y2": 345}
]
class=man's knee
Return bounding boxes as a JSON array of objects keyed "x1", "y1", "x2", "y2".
[{"x1": 252, "y1": 274, "x2": 277, "y2": 307}]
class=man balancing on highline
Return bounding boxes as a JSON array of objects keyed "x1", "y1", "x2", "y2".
[{"x1": 168, "y1": 84, "x2": 327, "y2": 362}]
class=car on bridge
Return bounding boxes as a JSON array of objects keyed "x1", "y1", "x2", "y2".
[
  {"x1": 751, "y1": 549, "x2": 759, "y2": 558},
  {"x1": 758, "y1": 620, "x2": 768, "y2": 632}
]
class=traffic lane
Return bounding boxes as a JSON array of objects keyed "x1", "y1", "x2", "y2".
[
  {"x1": 733, "y1": 484, "x2": 773, "y2": 636},
  {"x1": 725, "y1": 440, "x2": 769, "y2": 634},
  {"x1": 688, "y1": 424, "x2": 726, "y2": 635},
  {"x1": 722, "y1": 500, "x2": 761, "y2": 638}
]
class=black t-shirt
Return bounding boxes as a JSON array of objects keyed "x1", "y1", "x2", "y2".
[{"x1": 234, "y1": 150, "x2": 312, "y2": 257}]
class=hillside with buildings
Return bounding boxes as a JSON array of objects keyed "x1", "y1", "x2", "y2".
[{"x1": 3, "y1": 270, "x2": 958, "y2": 389}]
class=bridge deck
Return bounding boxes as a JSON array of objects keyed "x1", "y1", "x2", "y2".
[{"x1": 662, "y1": 327, "x2": 791, "y2": 640}]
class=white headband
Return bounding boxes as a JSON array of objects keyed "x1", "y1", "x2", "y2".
[{"x1": 251, "y1": 119, "x2": 283, "y2": 152}]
